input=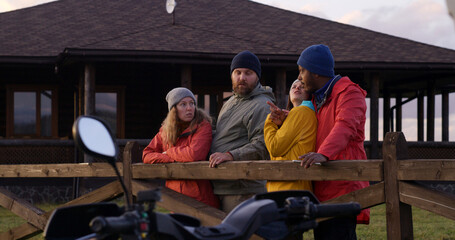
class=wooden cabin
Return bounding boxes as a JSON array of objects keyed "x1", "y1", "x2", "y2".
[{"x1": 0, "y1": 0, "x2": 454, "y2": 201}]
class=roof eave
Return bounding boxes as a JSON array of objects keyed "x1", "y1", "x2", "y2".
[
  {"x1": 2, "y1": 49, "x2": 454, "y2": 72},
  {"x1": 336, "y1": 61, "x2": 455, "y2": 71},
  {"x1": 0, "y1": 56, "x2": 56, "y2": 65}
]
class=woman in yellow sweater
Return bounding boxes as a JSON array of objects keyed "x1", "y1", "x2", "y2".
[{"x1": 264, "y1": 80, "x2": 317, "y2": 192}]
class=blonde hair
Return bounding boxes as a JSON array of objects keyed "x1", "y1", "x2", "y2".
[{"x1": 161, "y1": 107, "x2": 212, "y2": 147}]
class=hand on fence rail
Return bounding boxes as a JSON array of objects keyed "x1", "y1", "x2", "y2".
[{"x1": 299, "y1": 152, "x2": 328, "y2": 168}]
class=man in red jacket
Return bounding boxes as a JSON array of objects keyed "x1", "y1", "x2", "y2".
[{"x1": 297, "y1": 44, "x2": 370, "y2": 240}]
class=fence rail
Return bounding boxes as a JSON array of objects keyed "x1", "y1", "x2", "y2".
[
  {"x1": 2, "y1": 159, "x2": 453, "y2": 181},
  {"x1": 0, "y1": 132, "x2": 454, "y2": 240}
]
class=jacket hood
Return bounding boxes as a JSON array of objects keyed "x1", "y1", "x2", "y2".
[
  {"x1": 312, "y1": 76, "x2": 366, "y2": 111},
  {"x1": 331, "y1": 77, "x2": 367, "y2": 98}
]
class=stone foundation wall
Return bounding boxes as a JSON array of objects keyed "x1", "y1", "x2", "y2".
[
  {"x1": 419, "y1": 181, "x2": 455, "y2": 196},
  {"x1": 4, "y1": 185, "x2": 73, "y2": 204},
  {"x1": 1, "y1": 178, "x2": 116, "y2": 204}
]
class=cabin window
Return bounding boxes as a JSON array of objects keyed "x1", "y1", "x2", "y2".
[
  {"x1": 7, "y1": 86, "x2": 58, "y2": 138},
  {"x1": 95, "y1": 92, "x2": 118, "y2": 137},
  {"x1": 94, "y1": 87, "x2": 125, "y2": 138}
]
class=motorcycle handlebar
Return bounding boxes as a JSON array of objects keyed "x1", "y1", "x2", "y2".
[
  {"x1": 90, "y1": 213, "x2": 138, "y2": 235},
  {"x1": 82, "y1": 195, "x2": 361, "y2": 240},
  {"x1": 285, "y1": 197, "x2": 361, "y2": 219},
  {"x1": 312, "y1": 202, "x2": 361, "y2": 219}
]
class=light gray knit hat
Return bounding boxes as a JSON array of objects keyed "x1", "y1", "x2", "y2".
[{"x1": 165, "y1": 87, "x2": 196, "y2": 111}]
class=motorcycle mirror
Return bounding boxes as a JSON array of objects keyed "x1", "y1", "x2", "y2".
[
  {"x1": 72, "y1": 116, "x2": 118, "y2": 165},
  {"x1": 72, "y1": 115, "x2": 132, "y2": 210}
]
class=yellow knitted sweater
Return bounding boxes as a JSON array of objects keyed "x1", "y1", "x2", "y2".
[{"x1": 264, "y1": 104, "x2": 317, "y2": 192}]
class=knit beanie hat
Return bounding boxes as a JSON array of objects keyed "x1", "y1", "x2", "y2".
[
  {"x1": 230, "y1": 50, "x2": 261, "y2": 79},
  {"x1": 165, "y1": 87, "x2": 196, "y2": 111},
  {"x1": 297, "y1": 44, "x2": 335, "y2": 78}
]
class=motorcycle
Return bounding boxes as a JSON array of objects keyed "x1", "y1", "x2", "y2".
[{"x1": 44, "y1": 116, "x2": 361, "y2": 240}]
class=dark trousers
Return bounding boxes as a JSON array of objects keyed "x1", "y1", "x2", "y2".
[{"x1": 313, "y1": 216, "x2": 357, "y2": 240}]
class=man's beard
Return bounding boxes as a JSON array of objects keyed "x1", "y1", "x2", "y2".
[{"x1": 233, "y1": 81, "x2": 257, "y2": 97}]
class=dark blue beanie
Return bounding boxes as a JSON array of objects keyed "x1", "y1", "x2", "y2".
[
  {"x1": 297, "y1": 44, "x2": 335, "y2": 78},
  {"x1": 230, "y1": 50, "x2": 261, "y2": 79}
]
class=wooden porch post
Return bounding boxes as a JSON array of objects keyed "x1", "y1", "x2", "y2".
[
  {"x1": 427, "y1": 81, "x2": 435, "y2": 141},
  {"x1": 383, "y1": 86, "x2": 390, "y2": 137},
  {"x1": 396, "y1": 93, "x2": 402, "y2": 132},
  {"x1": 370, "y1": 73, "x2": 379, "y2": 159},
  {"x1": 417, "y1": 91, "x2": 424, "y2": 141},
  {"x1": 275, "y1": 68, "x2": 287, "y2": 109},
  {"x1": 210, "y1": 94, "x2": 218, "y2": 117},
  {"x1": 383, "y1": 132, "x2": 413, "y2": 240},
  {"x1": 123, "y1": 141, "x2": 140, "y2": 206},
  {"x1": 442, "y1": 90, "x2": 449, "y2": 142},
  {"x1": 197, "y1": 94, "x2": 205, "y2": 109},
  {"x1": 84, "y1": 64, "x2": 96, "y2": 163},
  {"x1": 181, "y1": 64, "x2": 192, "y2": 89},
  {"x1": 73, "y1": 71, "x2": 85, "y2": 199},
  {"x1": 84, "y1": 64, "x2": 96, "y2": 116}
]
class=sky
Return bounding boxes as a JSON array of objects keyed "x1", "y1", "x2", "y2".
[
  {"x1": 252, "y1": 0, "x2": 455, "y2": 50},
  {"x1": 1, "y1": 0, "x2": 455, "y2": 141}
]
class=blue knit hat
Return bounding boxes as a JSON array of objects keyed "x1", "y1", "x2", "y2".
[
  {"x1": 297, "y1": 44, "x2": 335, "y2": 78},
  {"x1": 230, "y1": 50, "x2": 261, "y2": 79},
  {"x1": 165, "y1": 87, "x2": 196, "y2": 111}
]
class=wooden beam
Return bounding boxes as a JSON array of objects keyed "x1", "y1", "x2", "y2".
[
  {"x1": 323, "y1": 181, "x2": 385, "y2": 209},
  {"x1": 62, "y1": 181, "x2": 123, "y2": 206},
  {"x1": 3, "y1": 159, "x2": 454, "y2": 181},
  {"x1": 383, "y1": 132, "x2": 413, "y2": 240},
  {"x1": 397, "y1": 159, "x2": 455, "y2": 181},
  {"x1": 0, "y1": 187, "x2": 47, "y2": 230},
  {"x1": 132, "y1": 160, "x2": 383, "y2": 181},
  {"x1": 0, "y1": 161, "x2": 383, "y2": 181},
  {"x1": 0, "y1": 161, "x2": 383, "y2": 180},
  {"x1": 0, "y1": 223, "x2": 42, "y2": 240},
  {"x1": 0, "y1": 181, "x2": 123, "y2": 240},
  {"x1": 132, "y1": 180, "x2": 226, "y2": 226},
  {"x1": 399, "y1": 181, "x2": 455, "y2": 221},
  {"x1": 0, "y1": 163, "x2": 119, "y2": 178}
]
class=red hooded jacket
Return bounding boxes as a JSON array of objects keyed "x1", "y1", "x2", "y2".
[
  {"x1": 142, "y1": 120, "x2": 219, "y2": 208},
  {"x1": 313, "y1": 76, "x2": 370, "y2": 224}
]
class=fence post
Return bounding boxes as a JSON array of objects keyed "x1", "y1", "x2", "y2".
[
  {"x1": 123, "y1": 141, "x2": 140, "y2": 205},
  {"x1": 383, "y1": 132, "x2": 413, "y2": 240}
]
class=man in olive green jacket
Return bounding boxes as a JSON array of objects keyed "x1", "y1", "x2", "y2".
[{"x1": 209, "y1": 50, "x2": 275, "y2": 213}]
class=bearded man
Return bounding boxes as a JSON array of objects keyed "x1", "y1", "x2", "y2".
[{"x1": 209, "y1": 50, "x2": 275, "y2": 213}]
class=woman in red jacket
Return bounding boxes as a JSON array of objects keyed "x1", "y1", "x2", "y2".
[{"x1": 142, "y1": 87, "x2": 219, "y2": 208}]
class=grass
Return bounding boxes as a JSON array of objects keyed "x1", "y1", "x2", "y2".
[
  {"x1": 1, "y1": 203, "x2": 455, "y2": 239},
  {"x1": 302, "y1": 204, "x2": 455, "y2": 240},
  {"x1": 0, "y1": 203, "x2": 56, "y2": 240},
  {"x1": 360, "y1": 204, "x2": 455, "y2": 239}
]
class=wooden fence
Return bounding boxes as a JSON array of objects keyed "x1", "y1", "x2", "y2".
[{"x1": 0, "y1": 132, "x2": 454, "y2": 240}]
